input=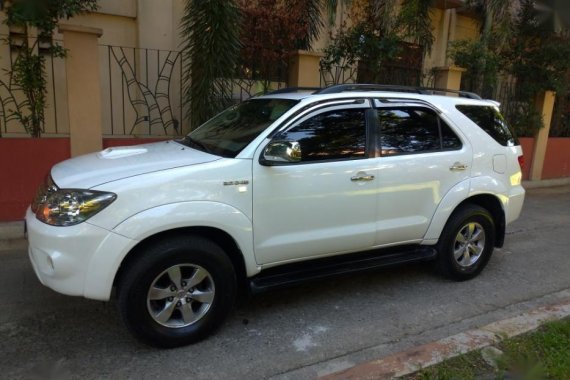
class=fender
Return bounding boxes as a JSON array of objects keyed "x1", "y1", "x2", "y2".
[
  {"x1": 423, "y1": 176, "x2": 508, "y2": 243},
  {"x1": 83, "y1": 201, "x2": 257, "y2": 300},
  {"x1": 423, "y1": 179, "x2": 471, "y2": 242}
]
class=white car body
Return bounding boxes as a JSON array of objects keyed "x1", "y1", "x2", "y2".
[{"x1": 27, "y1": 90, "x2": 525, "y2": 304}]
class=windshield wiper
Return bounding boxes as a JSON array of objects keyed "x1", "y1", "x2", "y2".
[{"x1": 180, "y1": 136, "x2": 212, "y2": 154}]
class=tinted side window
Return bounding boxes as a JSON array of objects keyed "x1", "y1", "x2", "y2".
[
  {"x1": 378, "y1": 108, "x2": 461, "y2": 156},
  {"x1": 441, "y1": 121, "x2": 462, "y2": 149},
  {"x1": 456, "y1": 105, "x2": 518, "y2": 146},
  {"x1": 274, "y1": 109, "x2": 367, "y2": 162}
]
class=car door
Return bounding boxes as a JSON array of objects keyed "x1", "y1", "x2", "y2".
[
  {"x1": 371, "y1": 102, "x2": 473, "y2": 245},
  {"x1": 252, "y1": 100, "x2": 378, "y2": 265}
]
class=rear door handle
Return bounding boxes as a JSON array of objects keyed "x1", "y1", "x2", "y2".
[{"x1": 449, "y1": 162, "x2": 468, "y2": 171}]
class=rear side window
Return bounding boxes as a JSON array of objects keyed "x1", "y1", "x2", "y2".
[
  {"x1": 377, "y1": 108, "x2": 462, "y2": 156},
  {"x1": 456, "y1": 105, "x2": 518, "y2": 146}
]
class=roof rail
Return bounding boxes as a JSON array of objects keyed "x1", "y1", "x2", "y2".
[
  {"x1": 268, "y1": 87, "x2": 321, "y2": 95},
  {"x1": 314, "y1": 84, "x2": 482, "y2": 100}
]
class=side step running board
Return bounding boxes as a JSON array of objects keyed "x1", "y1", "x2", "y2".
[{"x1": 249, "y1": 245, "x2": 437, "y2": 294}]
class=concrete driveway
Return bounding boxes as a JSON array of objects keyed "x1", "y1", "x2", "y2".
[{"x1": 1, "y1": 185, "x2": 569, "y2": 379}]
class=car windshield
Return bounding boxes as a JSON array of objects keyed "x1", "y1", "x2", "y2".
[{"x1": 178, "y1": 98, "x2": 299, "y2": 158}]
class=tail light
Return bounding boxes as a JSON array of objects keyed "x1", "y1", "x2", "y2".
[{"x1": 518, "y1": 155, "x2": 524, "y2": 169}]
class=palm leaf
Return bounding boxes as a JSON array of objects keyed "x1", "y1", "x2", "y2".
[{"x1": 180, "y1": 0, "x2": 242, "y2": 128}]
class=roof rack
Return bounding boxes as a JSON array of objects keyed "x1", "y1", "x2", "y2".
[
  {"x1": 314, "y1": 84, "x2": 482, "y2": 100},
  {"x1": 268, "y1": 87, "x2": 321, "y2": 95}
]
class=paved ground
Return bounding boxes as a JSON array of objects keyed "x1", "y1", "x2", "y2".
[{"x1": 1, "y1": 185, "x2": 569, "y2": 380}]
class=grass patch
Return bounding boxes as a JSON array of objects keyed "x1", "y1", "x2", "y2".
[
  {"x1": 405, "y1": 350, "x2": 493, "y2": 380},
  {"x1": 404, "y1": 317, "x2": 570, "y2": 380},
  {"x1": 499, "y1": 318, "x2": 570, "y2": 379}
]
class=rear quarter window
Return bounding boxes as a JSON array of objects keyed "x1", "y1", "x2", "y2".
[{"x1": 456, "y1": 105, "x2": 519, "y2": 147}]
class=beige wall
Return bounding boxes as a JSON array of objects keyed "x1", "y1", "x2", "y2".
[
  {"x1": 59, "y1": 24, "x2": 104, "y2": 156},
  {"x1": 97, "y1": 0, "x2": 137, "y2": 18},
  {"x1": 1, "y1": 2, "x2": 483, "y2": 139},
  {"x1": 424, "y1": 7, "x2": 446, "y2": 82},
  {"x1": 0, "y1": 11, "x2": 70, "y2": 136},
  {"x1": 60, "y1": 13, "x2": 137, "y2": 47},
  {"x1": 423, "y1": 8, "x2": 480, "y2": 85},
  {"x1": 455, "y1": 14, "x2": 480, "y2": 41},
  {"x1": 59, "y1": 1, "x2": 185, "y2": 137}
]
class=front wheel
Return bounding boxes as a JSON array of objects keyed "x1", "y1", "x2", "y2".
[
  {"x1": 118, "y1": 235, "x2": 236, "y2": 348},
  {"x1": 436, "y1": 204, "x2": 496, "y2": 281}
]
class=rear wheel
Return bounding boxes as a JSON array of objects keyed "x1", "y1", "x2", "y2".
[
  {"x1": 118, "y1": 235, "x2": 236, "y2": 348},
  {"x1": 436, "y1": 204, "x2": 496, "y2": 281}
]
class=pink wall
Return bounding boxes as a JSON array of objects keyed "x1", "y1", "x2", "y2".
[
  {"x1": 103, "y1": 138, "x2": 170, "y2": 148},
  {"x1": 543, "y1": 138, "x2": 570, "y2": 179},
  {"x1": 0, "y1": 136, "x2": 566, "y2": 222},
  {"x1": 519, "y1": 137, "x2": 535, "y2": 181},
  {"x1": 0, "y1": 137, "x2": 170, "y2": 222},
  {"x1": 0, "y1": 138, "x2": 71, "y2": 221}
]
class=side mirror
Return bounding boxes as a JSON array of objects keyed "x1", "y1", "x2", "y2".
[{"x1": 261, "y1": 141, "x2": 302, "y2": 165}]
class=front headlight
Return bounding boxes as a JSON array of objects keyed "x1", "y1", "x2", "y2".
[{"x1": 34, "y1": 178, "x2": 117, "y2": 226}]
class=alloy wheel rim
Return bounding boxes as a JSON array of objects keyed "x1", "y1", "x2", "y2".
[
  {"x1": 146, "y1": 264, "x2": 215, "y2": 328},
  {"x1": 453, "y1": 222, "x2": 486, "y2": 267}
]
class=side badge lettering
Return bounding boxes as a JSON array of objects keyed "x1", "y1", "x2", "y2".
[{"x1": 223, "y1": 180, "x2": 250, "y2": 186}]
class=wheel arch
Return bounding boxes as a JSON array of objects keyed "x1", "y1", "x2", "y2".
[
  {"x1": 113, "y1": 226, "x2": 248, "y2": 294},
  {"x1": 453, "y1": 194, "x2": 505, "y2": 247},
  {"x1": 84, "y1": 201, "x2": 258, "y2": 301},
  {"x1": 424, "y1": 180, "x2": 506, "y2": 248}
]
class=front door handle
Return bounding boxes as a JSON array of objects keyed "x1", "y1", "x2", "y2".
[
  {"x1": 449, "y1": 162, "x2": 468, "y2": 171},
  {"x1": 351, "y1": 174, "x2": 375, "y2": 182}
]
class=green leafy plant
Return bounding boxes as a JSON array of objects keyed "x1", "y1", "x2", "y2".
[
  {"x1": 320, "y1": 22, "x2": 401, "y2": 83},
  {"x1": 320, "y1": 0, "x2": 434, "y2": 85},
  {"x1": 180, "y1": 0, "x2": 242, "y2": 129},
  {"x1": 448, "y1": 38, "x2": 503, "y2": 98},
  {"x1": 237, "y1": 0, "x2": 325, "y2": 93},
  {"x1": 2, "y1": 0, "x2": 98, "y2": 137},
  {"x1": 450, "y1": 0, "x2": 570, "y2": 136},
  {"x1": 181, "y1": 0, "x2": 345, "y2": 128}
]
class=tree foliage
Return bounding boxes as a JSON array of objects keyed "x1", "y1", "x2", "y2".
[
  {"x1": 449, "y1": 0, "x2": 519, "y2": 97},
  {"x1": 448, "y1": 38, "x2": 503, "y2": 97},
  {"x1": 180, "y1": 0, "x2": 241, "y2": 128},
  {"x1": 2, "y1": 0, "x2": 97, "y2": 137},
  {"x1": 320, "y1": 0, "x2": 434, "y2": 84},
  {"x1": 237, "y1": 0, "x2": 323, "y2": 90},
  {"x1": 450, "y1": 0, "x2": 570, "y2": 136},
  {"x1": 397, "y1": 0, "x2": 435, "y2": 54},
  {"x1": 182, "y1": 0, "x2": 340, "y2": 127}
]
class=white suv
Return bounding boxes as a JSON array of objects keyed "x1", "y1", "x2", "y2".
[{"x1": 26, "y1": 85, "x2": 525, "y2": 347}]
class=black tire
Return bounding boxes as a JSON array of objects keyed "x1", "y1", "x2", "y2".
[
  {"x1": 118, "y1": 235, "x2": 236, "y2": 348},
  {"x1": 436, "y1": 204, "x2": 496, "y2": 281}
]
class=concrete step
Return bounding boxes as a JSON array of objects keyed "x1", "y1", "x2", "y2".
[
  {"x1": 0, "y1": 221, "x2": 25, "y2": 240},
  {"x1": 0, "y1": 221, "x2": 26, "y2": 253},
  {"x1": 0, "y1": 238, "x2": 27, "y2": 252}
]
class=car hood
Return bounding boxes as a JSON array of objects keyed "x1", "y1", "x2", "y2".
[{"x1": 51, "y1": 141, "x2": 220, "y2": 189}]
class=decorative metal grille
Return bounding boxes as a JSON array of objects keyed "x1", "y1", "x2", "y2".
[
  {"x1": 100, "y1": 45, "x2": 186, "y2": 137},
  {"x1": 0, "y1": 34, "x2": 65, "y2": 137}
]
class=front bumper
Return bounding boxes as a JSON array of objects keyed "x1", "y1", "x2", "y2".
[{"x1": 26, "y1": 207, "x2": 135, "y2": 301}]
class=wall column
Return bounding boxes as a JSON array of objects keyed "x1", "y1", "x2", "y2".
[
  {"x1": 288, "y1": 50, "x2": 324, "y2": 88},
  {"x1": 59, "y1": 24, "x2": 104, "y2": 157},
  {"x1": 433, "y1": 66, "x2": 465, "y2": 91},
  {"x1": 529, "y1": 90, "x2": 556, "y2": 181}
]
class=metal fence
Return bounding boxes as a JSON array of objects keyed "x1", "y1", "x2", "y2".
[
  {"x1": 0, "y1": 35, "x2": 67, "y2": 137},
  {"x1": 100, "y1": 45, "x2": 289, "y2": 137},
  {"x1": 320, "y1": 64, "x2": 357, "y2": 87},
  {"x1": 491, "y1": 76, "x2": 570, "y2": 137},
  {"x1": 100, "y1": 45, "x2": 187, "y2": 137}
]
